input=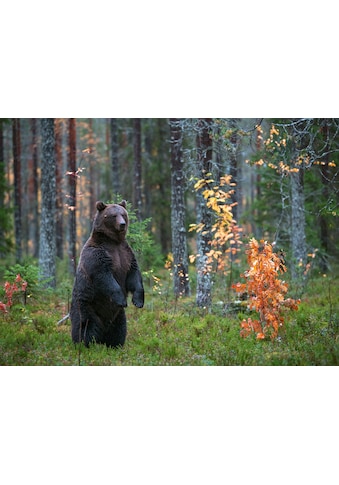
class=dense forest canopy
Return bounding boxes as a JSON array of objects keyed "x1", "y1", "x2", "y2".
[{"x1": 0, "y1": 118, "x2": 338, "y2": 299}]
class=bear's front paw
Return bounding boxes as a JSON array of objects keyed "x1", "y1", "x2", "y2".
[
  {"x1": 132, "y1": 290, "x2": 144, "y2": 308},
  {"x1": 111, "y1": 288, "x2": 127, "y2": 307}
]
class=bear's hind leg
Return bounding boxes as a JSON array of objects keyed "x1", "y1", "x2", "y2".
[
  {"x1": 104, "y1": 309, "x2": 127, "y2": 348},
  {"x1": 70, "y1": 302, "x2": 105, "y2": 347}
]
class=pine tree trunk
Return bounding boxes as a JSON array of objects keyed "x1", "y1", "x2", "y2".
[
  {"x1": 12, "y1": 118, "x2": 22, "y2": 262},
  {"x1": 29, "y1": 119, "x2": 40, "y2": 258},
  {"x1": 55, "y1": 119, "x2": 64, "y2": 259},
  {"x1": 88, "y1": 118, "x2": 96, "y2": 220},
  {"x1": 170, "y1": 119, "x2": 190, "y2": 298},
  {"x1": 0, "y1": 120, "x2": 5, "y2": 256},
  {"x1": 68, "y1": 118, "x2": 77, "y2": 275},
  {"x1": 196, "y1": 118, "x2": 213, "y2": 308},
  {"x1": 39, "y1": 119, "x2": 56, "y2": 288},
  {"x1": 290, "y1": 167, "x2": 306, "y2": 282},
  {"x1": 133, "y1": 118, "x2": 142, "y2": 220},
  {"x1": 110, "y1": 118, "x2": 120, "y2": 197}
]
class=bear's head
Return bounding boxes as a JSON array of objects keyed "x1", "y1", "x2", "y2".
[{"x1": 92, "y1": 200, "x2": 129, "y2": 243}]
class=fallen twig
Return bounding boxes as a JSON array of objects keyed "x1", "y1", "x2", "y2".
[{"x1": 57, "y1": 313, "x2": 70, "y2": 326}]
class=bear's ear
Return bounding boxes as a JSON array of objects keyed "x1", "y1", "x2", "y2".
[
  {"x1": 96, "y1": 201, "x2": 107, "y2": 211},
  {"x1": 119, "y1": 200, "x2": 127, "y2": 209}
]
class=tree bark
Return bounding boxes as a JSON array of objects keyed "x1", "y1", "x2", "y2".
[
  {"x1": 110, "y1": 118, "x2": 120, "y2": 197},
  {"x1": 68, "y1": 118, "x2": 77, "y2": 275},
  {"x1": 133, "y1": 118, "x2": 142, "y2": 220},
  {"x1": 0, "y1": 119, "x2": 6, "y2": 257},
  {"x1": 0, "y1": 121, "x2": 4, "y2": 252},
  {"x1": 29, "y1": 119, "x2": 40, "y2": 258},
  {"x1": 170, "y1": 119, "x2": 190, "y2": 298},
  {"x1": 195, "y1": 118, "x2": 213, "y2": 308},
  {"x1": 319, "y1": 123, "x2": 330, "y2": 270},
  {"x1": 88, "y1": 118, "x2": 96, "y2": 220},
  {"x1": 39, "y1": 118, "x2": 56, "y2": 288},
  {"x1": 54, "y1": 119, "x2": 64, "y2": 260},
  {"x1": 228, "y1": 118, "x2": 240, "y2": 221},
  {"x1": 12, "y1": 118, "x2": 22, "y2": 262},
  {"x1": 290, "y1": 167, "x2": 306, "y2": 281}
]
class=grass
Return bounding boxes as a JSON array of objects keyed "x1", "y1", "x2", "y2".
[{"x1": 0, "y1": 268, "x2": 338, "y2": 366}]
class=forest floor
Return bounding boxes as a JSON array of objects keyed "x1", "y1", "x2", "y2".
[{"x1": 0, "y1": 266, "x2": 339, "y2": 366}]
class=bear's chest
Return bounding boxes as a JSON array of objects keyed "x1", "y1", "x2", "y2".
[{"x1": 105, "y1": 244, "x2": 132, "y2": 280}]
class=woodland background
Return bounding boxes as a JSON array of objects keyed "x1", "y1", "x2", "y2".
[{"x1": 0, "y1": 118, "x2": 338, "y2": 299}]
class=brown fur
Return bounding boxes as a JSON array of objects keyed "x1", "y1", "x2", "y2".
[{"x1": 70, "y1": 200, "x2": 144, "y2": 347}]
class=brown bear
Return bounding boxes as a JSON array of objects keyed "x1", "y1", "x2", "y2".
[{"x1": 70, "y1": 200, "x2": 144, "y2": 347}]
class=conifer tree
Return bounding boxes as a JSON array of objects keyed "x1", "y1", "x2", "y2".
[
  {"x1": 39, "y1": 118, "x2": 56, "y2": 288},
  {"x1": 170, "y1": 119, "x2": 190, "y2": 298}
]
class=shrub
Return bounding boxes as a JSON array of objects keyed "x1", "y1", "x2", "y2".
[
  {"x1": 0, "y1": 274, "x2": 27, "y2": 313},
  {"x1": 233, "y1": 238, "x2": 300, "y2": 340}
]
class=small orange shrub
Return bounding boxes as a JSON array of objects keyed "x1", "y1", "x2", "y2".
[
  {"x1": 0, "y1": 274, "x2": 27, "y2": 314},
  {"x1": 232, "y1": 238, "x2": 300, "y2": 340}
]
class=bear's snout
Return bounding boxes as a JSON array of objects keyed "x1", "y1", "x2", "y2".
[{"x1": 119, "y1": 222, "x2": 126, "y2": 231}]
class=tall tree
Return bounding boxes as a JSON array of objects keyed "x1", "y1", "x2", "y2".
[
  {"x1": 318, "y1": 121, "x2": 331, "y2": 270},
  {"x1": 290, "y1": 167, "x2": 306, "y2": 281},
  {"x1": 228, "y1": 118, "x2": 240, "y2": 221},
  {"x1": 39, "y1": 119, "x2": 56, "y2": 288},
  {"x1": 88, "y1": 118, "x2": 96, "y2": 220},
  {"x1": 0, "y1": 120, "x2": 5, "y2": 255},
  {"x1": 29, "y1": 118, "x2": 40, "y2": 258},
  {"x1": 170, "y1": 119, "x2": 190, "y2": 298},
  {"x1": 110, "y1": 118, "x2": 120, "y2": 196},
  {"x1": 12, "y1": 118, "x2": 22, "y2": 262},
  {"x1": 55, "y1": 119, "x2": 64, "y2": 259},
  {"x1": 68, "y1": 118, "x2": 77, "y2": 275},
  {"x1": 133, "y1": 118, "x2": 142, "y2": 220},
  {"x1": 0, "y1": 119, "x2": 9, "y2": 256},
  {"x1": 195, "y1": 118, "x2": 213, "y2": 308}
]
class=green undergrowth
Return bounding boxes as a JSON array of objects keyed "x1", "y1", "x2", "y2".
[{"x1": 0, "y1": 270, "x2": 338, "y2": 366}]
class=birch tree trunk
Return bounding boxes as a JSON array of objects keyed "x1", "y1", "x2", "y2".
[
  {"x1": 39, "y1": 118, "x2": 56, "y2": 288},
  {"x1": 196, "y1": 118, "x2": 213, "y2": 308},
  {"x1": 170, "y1": 119, "x2": 190, "y2": 298}
]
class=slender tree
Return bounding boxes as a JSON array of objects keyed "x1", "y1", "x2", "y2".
[
  {"x1": 170, "y1": 118, "x2": 190, "y2": 297},
  {"x1": 39, "y1": 118, "x2": 56, "y2": 288},
  {"x1": 195, "y1": 118, "x2": 213, "y2": 308},
  {"x1": 110, "y1": 118, "x2": 120, "y2": 196},
  {"x1": 55, "y1": 119, "x2": 64, "y2": 259},
  {"x1": 29, "y1": 119, "x2": 40, "y2": 258},
  {"x1": 68, "y1": 118, "x2": 77, "y2": 275},
  {"x1": 12, "y1": 118, "x2": 22, "y2": 262},
  {"x1": 0, "y1": 119, "x2": 8, "y2": 256},
  {"x1": 88, "y1": 118, "x2": 96, "y2": 220},
  {"x1": 133, "y1": 118, "x2": 142, "y2": 220},
  {"x1": 290, "y1": 166, "x2": 306, "y2": 281},
  {"x1": 228, "y1": 118, "x2": 240, "y2": 221}
]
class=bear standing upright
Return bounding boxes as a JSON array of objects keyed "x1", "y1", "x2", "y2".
[{"x1": 70, "y1": 200, "x2": 144, "y2": 348}]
